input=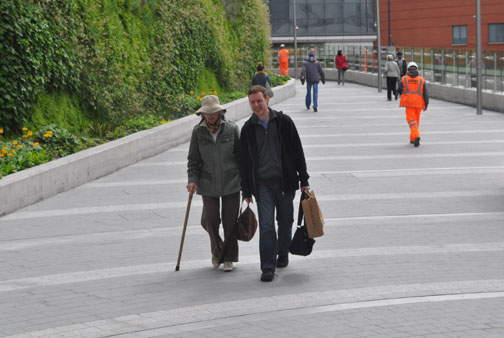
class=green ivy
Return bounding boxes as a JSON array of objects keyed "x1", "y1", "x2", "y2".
[
  {"x1": 0, "y1": 0, "x2": 78, "y2": 133},
  {"x1": 1, "y1": 0, "x2": 272, "y2": 137}
]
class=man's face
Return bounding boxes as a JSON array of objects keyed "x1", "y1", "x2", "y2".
[{"x1": 248, "y1": 92, "x2": 270, "y2": 121}]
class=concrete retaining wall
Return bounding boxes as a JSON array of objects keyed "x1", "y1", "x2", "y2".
[
  {"x1": 324, "y1": 69, "x2": 504, "y2": 113},
  {"x1": 0, "y1": 79, "x2": 296, "y2": 216}
]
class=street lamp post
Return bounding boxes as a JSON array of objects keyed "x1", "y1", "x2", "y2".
[
  {"x1": 388, "y1": 0, "x2": 391, "y2": 46},
  {"x1": 376, "y1": 0, "x2": 382, "y2": 92},
  {"x1": 476, "y1": 0, "x2": 483, "y2": 115},
  {"x1": 293, "y1": 0, "x2": 297, "y2": 80}
]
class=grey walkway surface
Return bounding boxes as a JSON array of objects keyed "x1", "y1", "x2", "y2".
[{"x1": 1, "y1": 81, "x2": 504, "y2": 338}]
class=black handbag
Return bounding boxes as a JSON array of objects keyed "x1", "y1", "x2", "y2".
[
  {"x1": 237, "y1": 201, "x2": 258, "y2": 242},
  {"x1": 289, "y1": 192, "x2": 315, "y2": 256}
]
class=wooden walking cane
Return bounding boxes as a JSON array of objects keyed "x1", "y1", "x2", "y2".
[{"x1": 175, "y1": 191, "x2": 193, "y2": 271}]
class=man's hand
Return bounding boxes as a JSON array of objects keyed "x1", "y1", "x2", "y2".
[
  {"x1": 301, "y1": 186, "x2": 310, "y2": 192},
  {"x1": 244, "y1": 197, "x2": 253, "y2": 204},
  {"x1": 187, "y1": 183, "x2": 197, "y2": 194}
]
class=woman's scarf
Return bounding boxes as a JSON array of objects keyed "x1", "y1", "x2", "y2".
[{"x1": 206, "y1": 117, "x2": 221, "y2": 134}]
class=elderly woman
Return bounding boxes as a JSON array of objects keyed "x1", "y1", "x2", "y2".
[
  {"x1": 383, "y1": 54, "x2": 401, "y2": 101},
  {"x1": 187, "y1": 95, "x2": 241, "y2": 272}
]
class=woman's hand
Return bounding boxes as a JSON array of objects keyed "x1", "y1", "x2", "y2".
[{"x1": 187, "y1": 183, "x2": 197, "y2": 194}]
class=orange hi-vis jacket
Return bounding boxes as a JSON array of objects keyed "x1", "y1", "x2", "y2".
[
  {"x1": 278, "y1": 48, "x2": 289, "y2": 64},
  {"x1": 400, "y1": 75, "x2": 426, "y2": 109}
]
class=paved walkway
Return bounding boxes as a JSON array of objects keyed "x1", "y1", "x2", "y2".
[{"x1": 1, "y1": 81, "x2": 504, "y2": 338}]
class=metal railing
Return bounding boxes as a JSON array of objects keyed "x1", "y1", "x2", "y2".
[{"x1": 272, "y1": 45, "x2": 504, "y2": 93}]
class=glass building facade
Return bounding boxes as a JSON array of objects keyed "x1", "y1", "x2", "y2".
[{"x1": 270, "y1": 0, "x2": 377, "y2": 40}]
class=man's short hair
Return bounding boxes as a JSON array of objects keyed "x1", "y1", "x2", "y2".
[
  {"x1": 248, "y1": 85, "x2": 268, "y2": 98},
  {"x1": 397, "y1": 51, "x2": 403, "y2": 56}
]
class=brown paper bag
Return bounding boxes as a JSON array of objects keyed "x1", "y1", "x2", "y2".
[{"x1": 301, "y1": 190, "x2": 324, "y2": 238}]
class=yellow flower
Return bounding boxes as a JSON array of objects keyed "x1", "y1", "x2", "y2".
[
  {"x1": 1, "y1": 147, "x2": 7, "y2": 153},
  {"x1": 12, "y1": 140, "x2": 17, "y2": 145},
  {"x1": 196, "y1": 96, "x2": 201, "y2": 101},
  {"x1": 7, "y1": 152, "x2": 12, "y2": 156},
  {"x1": 12, "y1": 150, "x2": 15, "y2": 153},
  {"x1": 190, "y1": 90, "x2": 194, "y2": 95},
  {"x1": 0, "y1": 128, "x2": 3, "y2": 134},
  {"x1": 160, "y1": 120, "x2": 168, "y2": 124},
  {"x1": 22, "y1": 127, "x2": 28, "y2": 131},
  {"x1": 0, "y1": 153, "x2": 3, "y2": 158},
  {"x1": 47, "y1": 130, "x2": 53, "y2": 134},
  {"x1": 33, "y1": 142, "x2": 40, "y2": 147},
  {"x1": 27, "y1": 131, "x2": 33, "y2": 136},
  {"x1": 210, "y1": 88, "x2": 213, "y2": 92},
  {"x1": 17, "y1": 144, "x2": 22, "y2": 148},
  {"x1": 201, "y1": 91, "x2": 206, "y2": 96},
  {"x1": 43, "y1": 133, "x2": 49, "y2": 138},
  {"x1": 214, "y1": 91, "x2": 218, "y2": 95}
]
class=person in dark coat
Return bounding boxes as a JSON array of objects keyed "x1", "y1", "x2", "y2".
[{"x1": 239, "y1": 85, "x2": 310, "y2": 282}]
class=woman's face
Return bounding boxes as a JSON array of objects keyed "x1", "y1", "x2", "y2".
[{"x1": 204, "y1": 111, "x2": 219, "y2": 124}]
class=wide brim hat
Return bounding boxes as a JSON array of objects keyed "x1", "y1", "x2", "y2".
[{"x1": 196, "y1": 95, "x2": 226, "y2": 115}]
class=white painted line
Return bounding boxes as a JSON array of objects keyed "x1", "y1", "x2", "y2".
[
  {"x1": 5, "y1": 281, "x2": 504, "y2": 338},
  {"x1": 81, "y1": 166, "x2": 504, "y2": 190},
  {"x1": 284, "y1": 107, "x2": 480, "y2": 112},
  {"x1": 3, "y1": 188, "x2": 500, "y2": 221},
  {"x1": 311, "y1": 166, "x2": 504, "y2": 177},
  {"x1": 1, "y1": 243, "x2": 503, "y2": 292},
  {"x1": 132, "y1": 161, "x2": 186, "y2": 167},
  {"x1": 317, "y1": 190, "x2": 502, "y2": 201},
  {"x1": 301, "y1": 129, "x2": 504, "y2": 137},
  {"x1": 0, "y1": 201, "x2": 203, "y2": 220},
  {"x1": 297, "y1": 121, "x2": 504, "y2": 128},
  {"x1": 3, "y1": 211, "x2": 504, "y2": 251},
  {"x1": 307, "y1": 151, "x2": 504, "y2": 161},
  {"x1": 111, "y1": 152, "x2": 504, "y2": 168},
  {"x1": 304, "y1": 140, "x2": 504, "y2": 148},
  {"x1": 84, "y1": 179, "x2": 186, "y2": 188},
  {"x1": 323, "y1": 212, "x2": 504, "y2": 225}
]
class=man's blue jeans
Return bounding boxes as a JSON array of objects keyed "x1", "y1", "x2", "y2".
[
  {"x1": 256, "y1": 183, "x2": 295, "y2": 272},
  {"x1": 305, "y1": 82, "x2": 319, "y2": 109}
]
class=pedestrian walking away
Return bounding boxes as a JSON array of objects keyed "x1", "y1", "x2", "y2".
[
  {"x1": 300, "y1": 52, "x2": 325, "y2": 112},
  {"x1": 278, "y1": 44, "x2": 289, "y2": 76},
  {"x1": 252, "y1": 62, "x2": 273, "y2": 97},
  {"x1": 383, "y1": 54, "x2": 401, "y2": 101},
  {"x1": 398, "y1": 62, "x2": 429, "y2": 147},
  {"x1": 187, "y1": 95, "x2": 241, "y2": 272},
  {"x1": 335, "y1": 50, "x2": 348, "y2": 86},
  {"x1": 239, "y1": 85, "x2": 310, "y2": 282}
]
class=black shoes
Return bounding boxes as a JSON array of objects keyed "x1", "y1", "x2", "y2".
[
  {"x1": 313, "y1": 107, "x2": 318, "y2": 112},
  {"x1": 306, "y1": 106, "x2": 310, "y2": 110},
  {"x1": 395, "y1": 94, "x2": 398, "y2": 100},
  {"x1": 261, "y1": 270, "x2": 275, "y2": 282},
  {"x1": 277, "y1": 255, "x2": 289, "y2": 268},
  {"x1": 414, "y1": 137, "x2": 420, "y2": 147}
]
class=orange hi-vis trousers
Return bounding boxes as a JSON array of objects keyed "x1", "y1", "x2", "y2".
[
  {"x1": 280, "y1": 62, "x2": 289, "y2": 76},
  {"x1": 406, "y1": 107, "x2": 422, "y2": 142}
]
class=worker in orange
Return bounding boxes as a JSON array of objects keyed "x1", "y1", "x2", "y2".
[
  {"x1": 278, "y1": 44, "x2": 289, "y2": 76},
  {"x1": 398, "y1": 62, "x2": 429, "y2": 147}
]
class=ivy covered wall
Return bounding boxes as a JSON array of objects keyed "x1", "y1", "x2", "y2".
[{"x1": 0, "y1": 0, "x2": 271, "y2": 133}]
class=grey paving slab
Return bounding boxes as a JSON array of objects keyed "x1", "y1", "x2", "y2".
[{"x1": 1, "y1": 82, "x2": 504, "y2": 337}]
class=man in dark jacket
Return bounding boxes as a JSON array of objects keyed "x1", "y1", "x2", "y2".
[
  {"x1": 240, "y1": 85, "x2": 310, "y2": 282},
  {"x1": 300, "y1": 52, "x2": 325, "y2": 112},
  {"x1": 395, "y1": 51, "x2": 407, "y2": 77}
]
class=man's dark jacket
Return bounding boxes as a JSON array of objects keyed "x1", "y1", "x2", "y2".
[{"x1": 239, "y1": 108, "x2": 309, "y2": 198}]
